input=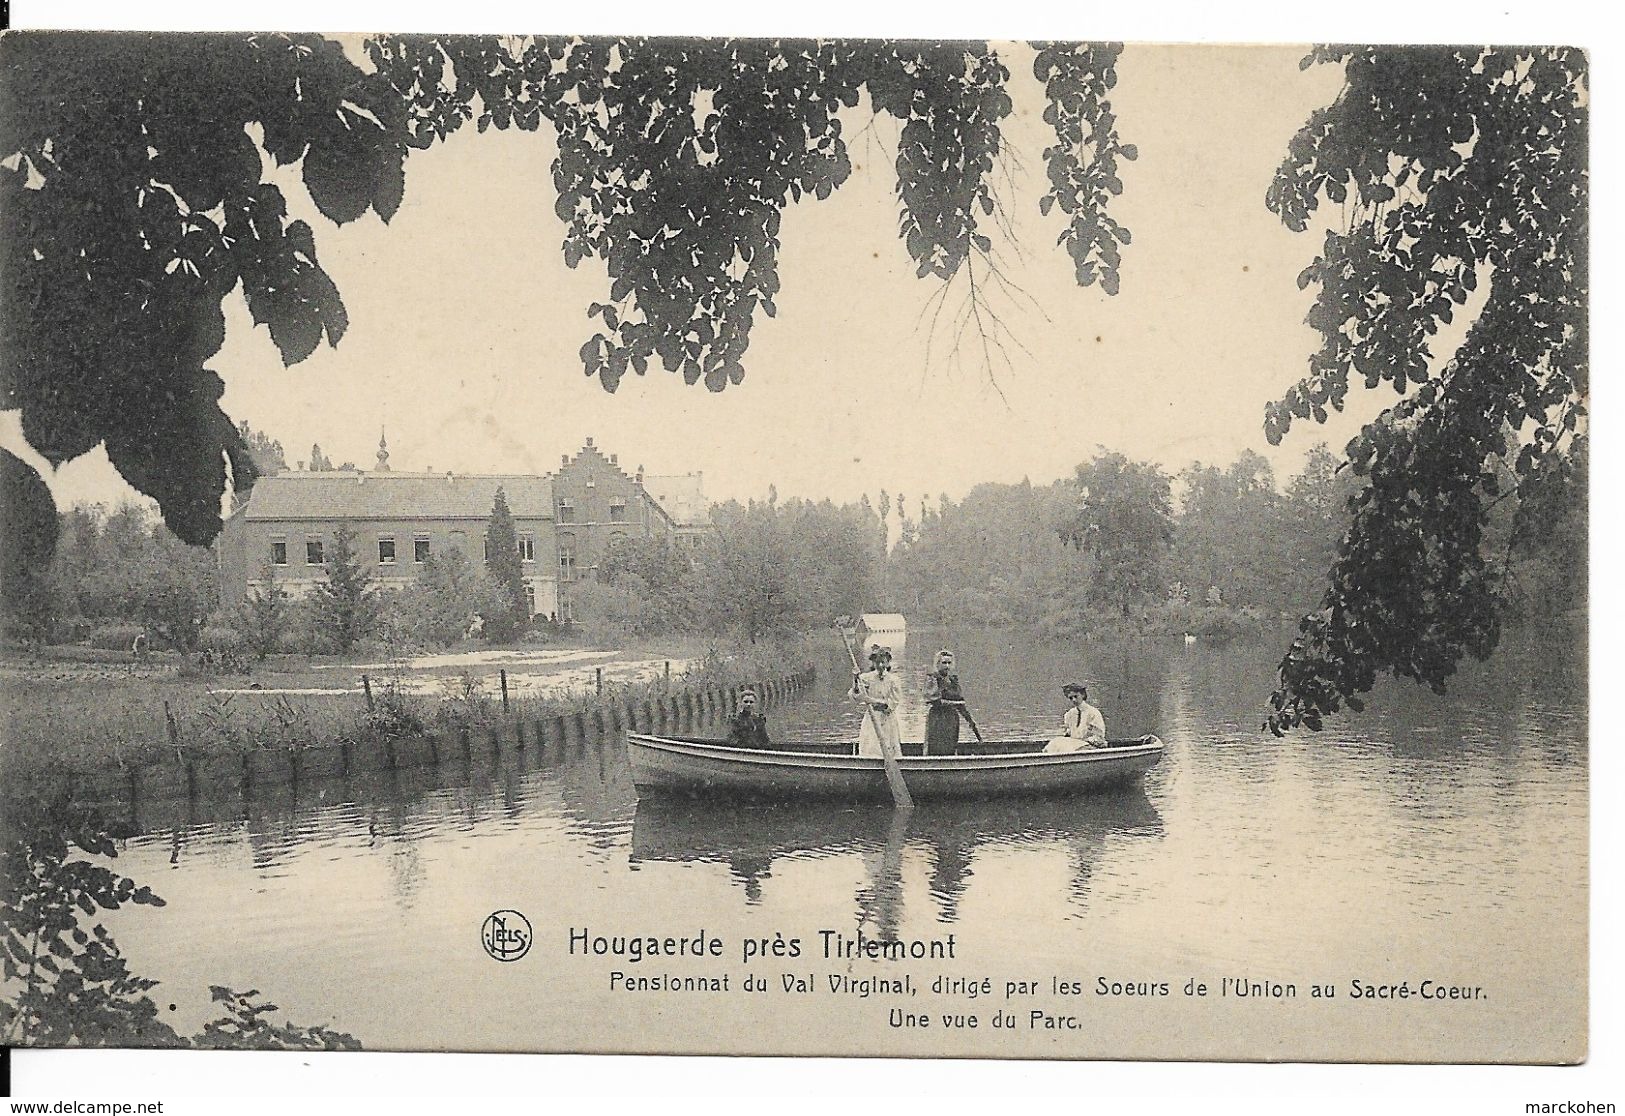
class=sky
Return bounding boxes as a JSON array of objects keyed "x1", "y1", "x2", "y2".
[{"x1": 1, "y1": 41, "x2": 1399, "y2": 515}]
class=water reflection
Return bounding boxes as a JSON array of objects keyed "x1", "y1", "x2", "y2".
[{"x1": 629, "y1": 790, "x2": 1164, "y2": 923}]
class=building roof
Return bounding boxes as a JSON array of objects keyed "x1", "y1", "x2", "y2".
[
  {"x1": 640, "y1": 473, "x2": 710, "y2": 527},
  {"x1": 239, "y1": 472, "x2": 556, "y2": 522}
]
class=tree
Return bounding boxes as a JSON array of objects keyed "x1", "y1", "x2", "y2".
[
  {"x1": 307, "y1": 444, "x2": 333, "y2": 472},
  {"x1": 1171, "y1": 451, "x2": 1286, "y2": 613},
  {"x1": 239, "y1": 566, "x2": 291, "y2": 660},
  {"x1": 1058, "y1": 452, "x2": 1173, "y2": 617},
  {"x1": 311, "y1": 524, "x2": 379, "y2": 653},
  {"x1": 0, "y1": 448, "x2": 58, "y2": 642},
  {"x1": 599, "y1": 535, "x2": 703, "y2": 632},
  {"x1": 483, "y1": 487, "x2": 528, "y2": 640},
  {"x1": 1263, "y1": 47, "x2": 1586, "y2": 733},
  {"x1": 236, "y1": 420, "x2": 286, "y2": 475},
  {"x1": 133, "y1": 539, "x2": 216, "y2": 653},
  {"x1": 1, "y1": 34, "x2": 1133, "y2": 547},
  {"x1": 2, "y1": 34, "x2": 405, "y2": 546},
  {"x1": 392, "y1": 547, "x2": 502, "y2": 648},
  {"x1": 706, "y1": 500, "x2": 798, "y2": 642},
  {"x1": 1278, "y1": 443, "x2": 1358, "y2": 612}
]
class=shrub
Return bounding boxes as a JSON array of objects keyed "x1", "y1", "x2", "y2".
[
  {"x1": 199, "y1": 626, "x2": 245, "y2": 654},
  {"x1": 87, "y1": 623, "x2": 151, "y2": 652}
]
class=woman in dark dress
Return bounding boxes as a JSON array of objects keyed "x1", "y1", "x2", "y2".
[{"x1": 923, "y1": 649, "x2": 978, "y2": 754}]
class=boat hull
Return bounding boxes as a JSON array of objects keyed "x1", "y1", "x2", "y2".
[{"x1": 627, "y1": 733, "x2": 1163, "y2": 800}]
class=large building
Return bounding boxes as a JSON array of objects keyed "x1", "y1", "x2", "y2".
[{"x1": 215, "y1": 436, "x2": 709, "y2": 619}]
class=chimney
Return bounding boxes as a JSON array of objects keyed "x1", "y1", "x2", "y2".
[
  {"x1": 585, "y1": 436, "x2": 595, "y2": 448},
  {"x1": 562, "y1": 454, "x2": 569, "y2": 467},
  {"x1": 636, "y1": 465, "x2": 644, "y2": 483},
  {"x1": 610, "y1": 453, "x2": 617, "y2": 465}
]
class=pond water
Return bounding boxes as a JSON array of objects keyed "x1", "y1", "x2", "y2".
[{"x1": 41, "y1": 626, "x2": 1588, "y2": 1061}]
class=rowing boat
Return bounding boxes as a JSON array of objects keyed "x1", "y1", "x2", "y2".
[{"x1": 626, "y1": 732, "x2": 1164, "y2": 800}]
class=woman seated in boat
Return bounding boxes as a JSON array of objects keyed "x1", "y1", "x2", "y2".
[
  {"x1": 849, "y1": 645, "x2": 902, "y2": 759},
  {"x1": 1045, "y1": 682, "x2": 1107, "y2": 753},
  {"x1": 923, "y1": 648, "x2": 977, "y2": 754},
  {"x1": 725, "y1": 687, "x2": 771, "y2": 749}
]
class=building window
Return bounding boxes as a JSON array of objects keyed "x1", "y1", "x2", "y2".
[
  {"x1": 557, "y1": 498, "x2": 575, "y2": 523},
  {"x1": 378, "y1": 537, "x2": 396, "y2": 564},
  {"x1": 519, "y1": 533, "x2": 535, "y2": 562},
  {"x1": 306, "y1": 538, "x2": 324, "y2": 566},
  {"x1": 523, "y1": 583, "x2": 536, "y2": 616},
  {"x1": 414, "y1": 535, "x2": 431, "y2": 563},
  {"x1": 609, "y1": 500, "x2": 627, "y2": 523},
  {"x1": 271, "y1": 539, "x2": 287, "y2": 565},
  {"x1": 482, "y1": 534, "x2": 491, "y2": 562},
  {"x1": 558, "y1": 534, "x2": 577, "y2": 581},
  {"x1": 609, "y1": 531, "x2": 628, "y2": 551}
]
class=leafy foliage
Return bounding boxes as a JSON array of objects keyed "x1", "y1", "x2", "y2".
[
  {"x1": 194, "y1": 986, "x2": 360, "y2": 1051},
  {"x1": 0, "y1": 33, "x2": 409, "y2": 545},
  {"x1": 10, "y1": 499, "x2": 217, "y2": 648},
  {"x1": 1, "y1": 33, "x2": 1133, "y2": 547},
  {"x1": 1058, "y1": 452, "x2": 1174, "y2": 617},
  {"x1": 1, "y1": 448, "x2": 58, "y2": 641},
  {"x1": 310, "y1": 524, "x2": 380, "y2": 653},
  {"x1": 237, "y1": 420, "x2": 287, "y2": 476},
  {"x1": 707, "y1": 498, "x2": 802, "y2": 643},
  {"x1": 0, "y1": 792, "x2": 178, "y2": 1048},
  {"x1": 239, "y1": 565, "x2": 291, "y2": 659},
  {"x1": 597, "y1": 535, "x2": 704, "y2": 633},
  {"x1": 483, "y1": 487, "x2": 528, "y2": 639},
  {"x1": 391, "y1": 545, "x2": 503, "y2": 648},
  {"x1": 1033, "y1": 43, "x2": 1136, "y2": 293},
  {"x1": 884, "y1": 449, "x2": 1357, "y2": 639},
  {"x1": 1263, "y1": 47, "x2": 1587, "y2": 734}
]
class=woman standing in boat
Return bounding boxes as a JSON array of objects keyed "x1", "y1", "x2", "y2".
[
  {"x1": 850, "y1": 645, "x2": 902, "y2": 759},
  {"x1": 923, "y1": 648, "x2": 980, "y2": 754}
]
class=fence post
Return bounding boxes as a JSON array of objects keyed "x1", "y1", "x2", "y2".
[
  {"x1": 362, "y1": 674, "x2": 375, "y2": 711},
  {"x1": 595, "y1": 667, "x2": 603, "y2": 695},
  {"x1": 500, "y1": 669, "x2": 510, "y2": 711}
]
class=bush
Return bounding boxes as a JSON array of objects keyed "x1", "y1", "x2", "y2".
[
  {"x1": 87, "y1": 624, "x2": 151, "y2": 652},
  {"x1": 1190, "y1": 606, "x2": 1271, "y2": 645},
  {"x1": 48, "y1": 615, "x2": 93, "y2": 645},
  {"x1": 389, "y1": 550, "x2": 505, "y2": 649},
  {"x1": 569, "y1": 576, "x2": 692, "y2": 641},
  {"x1": 199, "y1": 626, "x2": 245, "y2": 654}
]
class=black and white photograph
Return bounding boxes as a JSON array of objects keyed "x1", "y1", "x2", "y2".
[{"x1": 0, "y1": 16, "x2": 1595, "y2": 1098}]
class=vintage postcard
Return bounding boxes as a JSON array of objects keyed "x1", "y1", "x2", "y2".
[{"x1": 0, "y1": 31, "x2": 1588, "y2": 1069}]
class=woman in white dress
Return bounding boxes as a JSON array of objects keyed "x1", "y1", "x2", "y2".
[
  {"x1": 849, "y1": 645, "x2": 903, "y2": 758},
  {"x1": 1045, "y1": 682, "x2": 1107, "y2": 753}
]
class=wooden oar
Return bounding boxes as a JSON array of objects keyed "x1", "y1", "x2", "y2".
[
  {"x1": 958, "y1": 703, "x2": 986, "y2": 744},
  {"x1": 835, "y1": 617, "x2": 913, "y2": 810}
]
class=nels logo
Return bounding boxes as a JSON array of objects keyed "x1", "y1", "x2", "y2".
[{"x1": 481, "y1": 909, "x2": 532, "y2": 962}]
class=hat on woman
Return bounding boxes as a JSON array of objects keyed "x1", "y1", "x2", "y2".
[{"x1": 868, "y1": 645, "x2": 893, "y2": 664}]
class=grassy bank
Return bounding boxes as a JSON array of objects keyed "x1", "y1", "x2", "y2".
[{"x1": 0, "y1": 633, "x2": 815, "y2": 782}]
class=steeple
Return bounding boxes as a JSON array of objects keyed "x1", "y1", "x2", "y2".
[{"x1": 376, "y1": 427, "x2": 391, "y2": 471}]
